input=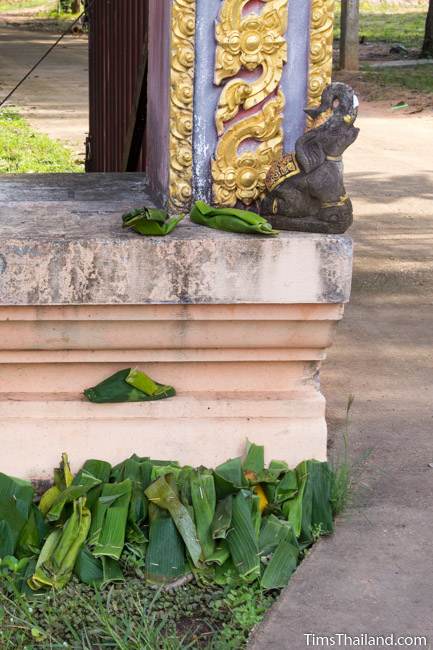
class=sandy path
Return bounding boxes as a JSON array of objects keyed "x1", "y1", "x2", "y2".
[
  {"x1": 251, "y1": 103, "x2": 433, "y2": 649},
  {"x1": 0, "y1": 26, "x2": 88, "y2": 159}
]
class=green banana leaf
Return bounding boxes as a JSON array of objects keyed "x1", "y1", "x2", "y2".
[
  {"x1": 243, "y1": 441, "x2": 265, "y2": 479},
  {"x1": 273, "y1": 470, "x2": 298, "y2": 505},
  {"x1": 190, "y1": 470, "x2": 216, "y2": 560},
  {"x1": 122, "y1": 207, "x2": 185, "y2": 236},
  {"x1": 211, "y1": 495, "x2": 233, "y2": 540},
  {"x1": 151, "y1": 464, "x2": 182, "y2": 482},
  {"x1": 226, "y1": 491, "x2": 260, "y2": 582},
  {"x1": 258, "y1": 514, "x2": 298, "y2": 556},
  {"x1": 15, "y1": 505, "x2": 47, "y2": 559},
  {"x1": 0, "y1": 473, "x2": 34, "y2": 558},
  {"x1": 190, "y1": 201, "x2": 279, "y2": 236},
  {"x1": 301, "y1": 461, "x2": 334, "y2": 540},
  {"x1": 89, "y1": 480, "x2": 132, "y2": 560},
  {"x1": 73, "y1": 459, "x2": 112, "y2": 511},
  {"x1": 261, "y1": 538, "x2": 299, "y2": 590},
  {"x1": 29, "y1": 497, "x2": 91, "y2": 590},
  {"x1": 84, "y1": 368, "x2": 176, "y2": 403},
  {"x1": 269, "y1": 460, "x2": 290, "y2": 475},
  {"x1": 144, "y1": 510, "x2": 186, "y2": 584},
  {"x1": 145, "y1": 476, "x2": 202, "y2": 567},
  {"x1": 111, "y1": 456, "x2": 152, "y2": 546},
  {"x1": 74, "y1": 546, "x2": 124, "y2": 588},
  {"x1": 283, "y1": 461, "x2": 334, "y2": 542},
  {"x1": 39, "y1": 453, "x2": 74, "y2": 516},
  {"x1": 282, "y1": 462, "x2": 307, "y2": 537},
  {"x1": 213, "y1": 457, "x2": 248, "y2": 498},
  {"x1": 46, "y1": 480, "x2": 101, "y2": 523},
  {"x1": 205, "y1": 540, "x2": 230, "y2": 567}
]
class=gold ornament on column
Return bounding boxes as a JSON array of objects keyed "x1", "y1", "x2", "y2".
[
  {"x1": 307, "y1": 0, "x2": 336, "y2": 129},
  {"x1": 169, "y1": 0, "x2": 196, "y2": 211},
  {"x1": 212, "y1": 0, "x2": 288, "y2": 207}
]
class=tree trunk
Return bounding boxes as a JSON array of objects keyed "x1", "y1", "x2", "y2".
[
  {"x1": 421, "y1": 0, "x2": 433, "y2": 58},
  {"x1": 72, "y1": 0, "x2": 81, "y2": 13},
  {"x1": 340, "y1": 0, "x2": 360, "y2": 71}
]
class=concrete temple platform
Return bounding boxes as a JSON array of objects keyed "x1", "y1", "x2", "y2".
[{"x1": 0, "y1": 174, "x2": 353, "y2": 479}]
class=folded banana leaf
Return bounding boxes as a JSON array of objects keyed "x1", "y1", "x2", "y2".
[
  {"x1": 190, "y1": 201, "x2": 279, "y2": 236},
  {"x1": 73, "y1": 459, "x2": 112, "y2": 511},
  {"x1": 74, "y1": 546, "x2": 124, "y2": 588},
  {"x1": 122, "y1": 207, "x2": 185, "y2": 236},
  {"x1": 273, "y1": 470, "x2": 298, "y2": 505},
  {"x1": 213, "y1": 457, "x2": 248, "y2": 498},
  {"x1": 39, "y1": 453, "x2": 74, "y2": 516},
  {"x1": 46, "y1": 481, "x2": 101, "y2": 523},
  {"x1": 205, "y1": 540, "x2": 230, "y2": 567},
  {"x1": 258, "y1": 514, "x2": 298, "y2": 556},
  {"x1": 226, "y1": 491, "x2": 260, "y2": 582},
  {"x1": 89, "y1": 480, "x2": 132, "y2": 560},
  {"x1": 111, "y1": 456, "x2": 152, "y2": 546},
  {"x1": 144, "y1": 509, "x2": 186, "y2": 584},
  {"x1": 84, "y1": 368, "x2": 176, "y2": 403},
  {"x1": 261, "y1": 538, "x2": 299, "y2": 590},
  {"x1": 243, "y1": 441, "x2": 265, "y2": 480},
  {"x1": 29, "y1": 497, "x2": 91, "y2": 591},
  {"x1": 145, "y1": 476, "x2": 202, "y2": 567},
  {"x1": 282, "y1": 461, "x2": 334, "y2": 542},
  {"x1": 211, "y1": 495, "x2": 233, "y2": 540},
  {"x1": 190, "y1": 470, "x2": 216, "y2": 560},
  {"x1": 0, "y1": 473, "x2": 34, "y2": 558},
  {"x1": 15, "y1": 505, "x2": 47, "y2": 559}
]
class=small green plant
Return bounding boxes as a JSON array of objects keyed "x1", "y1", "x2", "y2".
[{"x1": 331, "y1": 395, "x2": 354, "y2": 516}]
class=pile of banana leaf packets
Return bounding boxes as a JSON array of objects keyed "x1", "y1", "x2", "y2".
[{"x1": 0, "y1": 442, "x2": 336, "y2": 593}]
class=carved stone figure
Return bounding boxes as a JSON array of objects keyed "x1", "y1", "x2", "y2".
[{"x1": 261, "y1": 83, "x2": 359, "y2": 234}]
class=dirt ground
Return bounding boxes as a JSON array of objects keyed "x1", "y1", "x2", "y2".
[{"x1": 0, "y1": 26, "x2": 88, "y2": 159}]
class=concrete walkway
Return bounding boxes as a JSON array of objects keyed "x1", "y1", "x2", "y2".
[
  {"x1": 250, "y1": 106, "x2": 433, "y2": 648},
  {"x1": 0, "y1": 27, "x2": 88, "y2": 157}
]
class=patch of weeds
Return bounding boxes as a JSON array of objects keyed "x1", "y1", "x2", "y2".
[
  {"x1": 330, "y1": 395, "x2": 373, "y2": 517},
  {"x1": 0, "y1": 576, "x2": 278, "y2": 649},
  {"x1": 0, "y1": 109, "x2": 82, "y2": 173},
  {"x1": 364, "y1": 65, "x2": 433, "y2": 95}
]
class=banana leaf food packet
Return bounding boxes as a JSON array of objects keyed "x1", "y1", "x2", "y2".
[
  {"x1": 190, "y1": 200, "x2": 279, "y2": 236},
  {"x1": 122, "y1": 207, "x2": 184, "y2": 236},
  {"x1": 84, "y1": 369, "x2": 176, "y2": 404}
]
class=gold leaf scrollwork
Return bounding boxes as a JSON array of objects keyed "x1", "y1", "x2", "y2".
[
  {"x1": 169, "y1": 0, "x2": 196, "y2": 211},
  {"x1": 212, "y1": 91, "x2": 285, "y2": 207},
  {"x1": 212, "y1": 0, "x2": 288, "y2": 207},
  {"x1": 307, "y1": 0, "x2": 335, "y2": 128}
]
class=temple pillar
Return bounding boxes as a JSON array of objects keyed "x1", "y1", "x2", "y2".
[{"x1": 146, "y1": 0, "x2": 336, "y2": 211}]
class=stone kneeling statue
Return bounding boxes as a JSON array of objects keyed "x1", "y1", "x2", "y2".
[{"x1": 261, "y1": 82, "x2": 360, "y2": 234}]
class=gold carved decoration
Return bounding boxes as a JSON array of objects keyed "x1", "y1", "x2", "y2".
[
  {"x1": 212, "y1": 0, "x2": 288, "y2": 207},
  {"x1": 307, "y1": 0, "x2": 335, "y2": 128},
  {"x1": 168, "y1": 0, "x2": 196, "y2": 211}
]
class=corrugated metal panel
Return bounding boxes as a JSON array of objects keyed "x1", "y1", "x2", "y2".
[{"x1": 86, "y1": 0, "x2": 148, "y2": 172}]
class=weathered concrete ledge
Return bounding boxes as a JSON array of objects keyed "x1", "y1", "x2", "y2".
[
  {"x1": 0, "y1": 174, "x2": 352, "y2": 306},
  {"x1": 0, "y1": 175, "x2": 353, "y2": 478}
]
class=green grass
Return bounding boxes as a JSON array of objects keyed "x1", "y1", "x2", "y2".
[
  {"x1": 0, "y1": 576, "x2": 277, "y2": 648},
  {"x1": 0, "y1": 0, "x2": 52, "y2": 11},
  {"x1": 0, "y1": 109, "x2": 82, "y2": 173},
  {"x1": 335, "y1": 7, "x2": 427, "y2": 49},
  {"x1": 364, "y1": 65, "x2": 433, "y2": 94}
]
